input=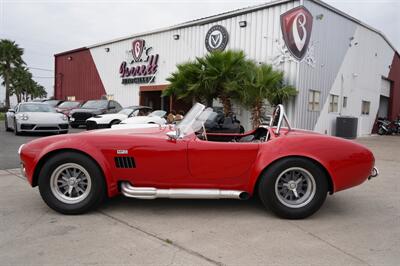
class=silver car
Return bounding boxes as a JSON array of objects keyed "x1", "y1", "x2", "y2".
[{"x1": 5, "y1": 102, "x2": 69, "y2": 135}]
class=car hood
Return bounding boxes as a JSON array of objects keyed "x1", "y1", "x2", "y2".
[
  {"x1": 18, "y1": 112, "x2": 67, "y2": 123},
  {"x1": 87, "y1": 113, "x2": 127, "y2": 123}
]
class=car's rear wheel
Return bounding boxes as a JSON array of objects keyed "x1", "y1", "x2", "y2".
[
  {"x1": 258, "y1": 157, "x2": 328, "y2": 219},
  {"x1": 38, "y1": 152, "x2": 106, "y2": 214}
]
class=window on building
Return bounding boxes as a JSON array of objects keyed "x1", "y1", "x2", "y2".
[
  {"x1": 343, "y1": 96, "x2": 347, "y2": 108},
  {"x1": 361, "y1": 101, "x2": 370, "y2": 115},
  {"x1": 328, "y1": 94, "x2": 339, "y2": 113},
  {"x1": 308, "y1": 90, "x2": 320, "y2": 111}
]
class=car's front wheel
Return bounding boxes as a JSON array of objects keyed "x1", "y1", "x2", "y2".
[
  {"x1": 258, "y1": 157, "x2": 328, "y2": 219},
  {"x1": 109, "y1": 120, "x2": 121, "y2": 127},
  {"x1": 38, "y1": 152, "x2": 106, "y2": 214},
  {"x1": 13, "y1": 119, "x2": 21, "y2": 135},
  {"x1": 5, "y1": 118, "x2": 12, "y2": 132}
]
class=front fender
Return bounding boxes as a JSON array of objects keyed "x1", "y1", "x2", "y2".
[{"x1": 20, "y1": 135, "x2": 118, "y2": 197}]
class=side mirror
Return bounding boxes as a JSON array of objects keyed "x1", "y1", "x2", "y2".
[
  {"x1": 8, "y1": 109, "x2": 15, "y2": 113},
  {"x1": 166, "y1": 131, "x2": 178, "y2": 140},
  {"x1": 166, "y1": 128, "x2": 181, "y2": 140}
]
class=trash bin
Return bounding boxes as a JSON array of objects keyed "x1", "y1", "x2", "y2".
[{"x1": 336, "y1": 116, "x2": 358, "y2": 139}]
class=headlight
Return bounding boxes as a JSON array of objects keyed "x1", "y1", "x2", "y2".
[
  {"x1": 62, "y1": 114, "x2": 68, "y2": 121},
  {"x1": 17, "y1": 114, "x2": 29, "y2": 120}
]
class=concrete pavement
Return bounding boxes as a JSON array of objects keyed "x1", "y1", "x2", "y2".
[{"x1": 0, "y1": 136, "x2": 399, "y2": 265}]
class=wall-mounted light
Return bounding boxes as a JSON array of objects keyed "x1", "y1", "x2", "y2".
[
  {"x1": 316, "y1": 14, "x2": 324, "y2": 20},
  {"x1": 105, "y1": 47, "x2": 110, "y2": 52},
  {"x1": 173, "y1": 34, "x2": 180, "y2": 40},
  {"x1": 239, "y1": 21, "x2": 247, "y2": 28},
  {"x1": 67, "y1": 56, "x2": 72, "y2": 61}
]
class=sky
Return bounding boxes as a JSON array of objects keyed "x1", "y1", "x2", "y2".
[{"x1": 1, "y1": 0, "x2": 399, "y2": 103}]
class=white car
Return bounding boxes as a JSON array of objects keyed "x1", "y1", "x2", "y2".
[
  {"x1": 111, "y1": 110, "x2": 167, "y2": 129},
  {"x1": 85, "y1": 106, "x2": 152, "y2": 130},
  {"x1": 5, "y1": 102, "x2": 69, "y2": 135}
]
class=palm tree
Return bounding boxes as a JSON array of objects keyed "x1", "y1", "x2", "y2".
[
  {"x1": 164, "y1": 50, "x2": 249, "y2": 114},
  {"x1": 197, "y1": 50, "x2": 248, "y2": 114},
  {"x1": 9, "y1": 66, "x2": 31, "y2": 103},
  {"x1": 0, "y1": 39, "x2": 25, "y2": 108},
  {"x1": 238, "y1": 63, "x2": 297, "y2": 128},
  {"x1": 163, "y1": 61, "x2": 211, "y2": 105}
]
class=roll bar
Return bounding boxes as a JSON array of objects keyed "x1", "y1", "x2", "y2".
[{"x1": 271, "y1": 104, "x2": 292, "y2": 135}]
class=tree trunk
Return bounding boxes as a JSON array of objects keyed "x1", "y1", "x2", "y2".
[
  {"x1": 4, "y1": 74, "x2": 10, "y2": 108},
  {"x1": 219, "y1": 94, "x2": 232, "y2": 115},
  {"x1": 16, "y1": 93, "x2": 21, "y2": 103},
  {"x1": 206, "y1": 98, "x2": 213, "y2": 108},
  {"x1": 251, "y1": 101, "x2": 262, "y2": 129}
]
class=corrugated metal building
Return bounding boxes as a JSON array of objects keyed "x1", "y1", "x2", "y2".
[{"x1": 54, "y1": 0, "x2": 400, "y2": 136}]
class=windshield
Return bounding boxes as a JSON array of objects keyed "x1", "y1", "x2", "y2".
[
  {"x1": 44, "y1": 100, "x2": 62, "y2": 107},
  {"x1": 58, "y1": 101, "x2": 80, "y2": 108},
  {"x1": 19, "y1": 104, "x2": 55, "y2": 113},
  {"x1": 81, "y1": 100, "x2": 108, "y2": 109},
  {"x1": 118, "y1": 108, "x2": 134, "y2": 116},
  {"x1": 149, "y1": 110, "x2": 166, "y2": 117},
  {"x1": 176, "y1": 103, "x2": 213, "y2": 136}
]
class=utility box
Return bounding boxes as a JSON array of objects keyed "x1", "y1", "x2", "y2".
[{"x1": 336, "y1": 116, "x2": 358, "y2": 139}]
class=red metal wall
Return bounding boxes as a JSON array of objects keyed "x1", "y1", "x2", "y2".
[
  {"x1": 388, "y1": 52, "x2": 400, "y2": 120},
  {"x1": 54, "y1": 48, "x2": 106, "y2": 101}
]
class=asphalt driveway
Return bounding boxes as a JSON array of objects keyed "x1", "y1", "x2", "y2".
[
  {"x1": 0, "y1": 135, "x2": 399, "y2": 265},
  {"x1": 0, "y1": 123, "x2": 84, "y2": 169}
]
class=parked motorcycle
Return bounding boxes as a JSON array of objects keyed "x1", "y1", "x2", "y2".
[{"x1": 377, "y1": 118, "x2": 400, "y2": 135}]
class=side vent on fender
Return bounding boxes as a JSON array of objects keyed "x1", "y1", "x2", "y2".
[{"x1": 114, "y1": 157, "x2": 136, "y2": 168}]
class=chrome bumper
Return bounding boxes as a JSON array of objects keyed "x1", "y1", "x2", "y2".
[{"x1": 368, "y1": 167, "x2": 379, "y2": 180}]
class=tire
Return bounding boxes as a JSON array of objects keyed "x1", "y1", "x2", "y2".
[
  {"x1": 5, "y1": 119, "x2": 12, "y2": 132},
  {"x1": 258, "y1": 157, "x2": 328, "y2": 219},
  {"x1": 70, "y1": 124, "x2": 79, "y2": 129},
  {"x1": 38, "y1": 152, "x2": 106, "y2": 214},
  {"x1": 377, "y1": 128, "x2": 385, "y2": 135},
  {"x1": 109, "y1": 120, "x2": 120, "y2": 127},
  {"x1": 14, "y1": 119, "x2": 21, "y2": 136}
]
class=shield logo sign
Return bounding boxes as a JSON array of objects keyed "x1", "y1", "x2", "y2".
[
  {"x1": 205, "y1": 25, "x2": 229, "y2": 52},
  {"x1": 132, "y1": 39, "x2": 145, "y2": 62},
  {"x1": 280, "y1": 6, "x2": 313, "y2": 60}
]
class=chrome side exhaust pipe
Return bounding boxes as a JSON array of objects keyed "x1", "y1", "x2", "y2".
[
  {"x1": 368, "y1": 167, "x2": 379, "y2": 180},
  {"x1": 120, "y1": 182, "x2": 248, "y2": 200}
]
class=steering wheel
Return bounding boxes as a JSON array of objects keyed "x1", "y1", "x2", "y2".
[{"x1": 202, "y1": 122, "x2": 208, "y2": 141}]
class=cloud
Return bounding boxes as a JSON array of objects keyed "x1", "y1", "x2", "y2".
[{"x1": 0, "y1": 0, "x2": 399, "y2": 104}]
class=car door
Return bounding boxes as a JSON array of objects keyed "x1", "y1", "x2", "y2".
[
  {"x1": 187, "y1": 137, "x2": 259, "y2": 187},
  {"x1": 127, "y1": 135, "x2": 190, "y2": 187}
]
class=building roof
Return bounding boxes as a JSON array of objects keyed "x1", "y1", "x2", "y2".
[{"x1": 57, "y1": 0, "x2": 398, "y2": 54}]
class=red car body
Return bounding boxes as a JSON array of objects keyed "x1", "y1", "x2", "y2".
[{"x1": 19, "y1": 126, "x2": 375, "y2": 199}]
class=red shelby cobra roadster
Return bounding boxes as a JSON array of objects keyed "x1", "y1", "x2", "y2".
[{"x1": 19, "y1": 104, "x2": 378, "y2": 219}]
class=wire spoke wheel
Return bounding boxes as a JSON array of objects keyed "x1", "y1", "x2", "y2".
[
  {"x1": 50, "y1": 163, "x2": 92, "y2": 204},
  {"x1": 275, "y1": 167, "x2": 316, "y2": 208}
]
